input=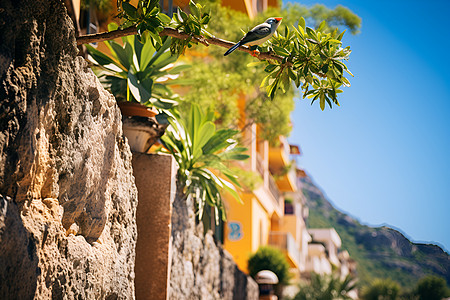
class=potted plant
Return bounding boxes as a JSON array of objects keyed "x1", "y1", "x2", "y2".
[{"x1": 86, "y1": 24, "x2": 189, "y2": 152}]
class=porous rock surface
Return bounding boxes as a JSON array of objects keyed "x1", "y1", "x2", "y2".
[
  {"x1": 0, "y1": 0, "x2": 137, "y2": 298},
  {"x1": 169, "y1": 189, "x2": 259, "y2": 300}
]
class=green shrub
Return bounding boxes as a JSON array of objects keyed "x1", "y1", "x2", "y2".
[
  {"x1": 361, "y1": 278, "x2": 401, "y2": 300},
  {"x1": 248, "y1": 246, "x2": 290, "y2": 285},
  {"x1": 415, "y1": 275, "x2": 450, "y2": 300}
]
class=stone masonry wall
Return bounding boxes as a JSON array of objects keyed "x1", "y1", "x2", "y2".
[
  {"x1": 169, "y1": 189, "x2": 259, "y2": 300},
  {"x1": 0, "y1": 0, "x2": 138, "y2": 298}
]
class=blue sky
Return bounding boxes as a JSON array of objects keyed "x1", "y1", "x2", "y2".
[{"x1": 287, "y1": 0, "x2": 450, "y2": 252}]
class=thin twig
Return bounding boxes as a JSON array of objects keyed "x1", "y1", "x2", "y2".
[{"x1": 76, "y1": 26, "x2": 285, "y2": 63}]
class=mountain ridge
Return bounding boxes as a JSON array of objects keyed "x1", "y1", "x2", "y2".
[{"x1": 299, "y1": 174, "x2": 450, "y2": 288}]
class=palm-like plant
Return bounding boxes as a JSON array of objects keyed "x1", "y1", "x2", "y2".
[
  {"x1": 160, "y1": 104, "x2": 248, "y2": 222},
  {"x1": 86, "y1": 23, "x2": 189, "y2": 111},
  {"x1": 294, "y1": 273, "x2": 357, "y2": 300}
]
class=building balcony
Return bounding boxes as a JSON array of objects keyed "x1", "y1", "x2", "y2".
[
  {"x1": 305, "y1": 243, "x2": 332, "y2": 275},
  {"x1": 268, "y1": 232, "x2": 301, "y2": 269},
  {"x1": 268, "y1": 136, "x2": 290, "y2": 170},
  {"x1": 254, "y1": 153, "x2": 283, "y2": 214},
  {"x1": 269, "y1": 136, "x2": 298, "y2": 192}
]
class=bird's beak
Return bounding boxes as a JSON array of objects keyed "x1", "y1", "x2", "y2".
[{"x1": 274, "y1": 17, "x2": 282, "y2": 22}]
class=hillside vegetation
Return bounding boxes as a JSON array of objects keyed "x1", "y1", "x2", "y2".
[{"x1": 299, "y1": 176, "x2": 450, "y2": 289}]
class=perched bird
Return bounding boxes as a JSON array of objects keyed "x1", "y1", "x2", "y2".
[{"x1": 224, "y1": 17, "x2": 282, "y2": 56}]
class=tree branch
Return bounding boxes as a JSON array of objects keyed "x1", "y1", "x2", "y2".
[{"x1": 76, "y1": 27, "x2": 285, "y2": 63}]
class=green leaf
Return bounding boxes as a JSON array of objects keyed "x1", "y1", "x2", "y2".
[
  {"x1": 221, "y1": 177, "x2": 241, "y2": 202},
  {"x1": 325, "y1": 95, "x2": 332, "y2": 109},
  {"x1": 189, "y1": 0, "x2": 201, "y2": 19},
  {"x1": 194, "y1": 121, "x2": 215, "y2": 157},
  {"x1": 148, "y1": 28, "x2": 163, "y2": 46},
  {"x1": 267, "y1": 77, "x2": 279, "y2": 100},
  {"x1": 345, "y1": 68, "x2": 354, "y2": 77},
  {"x1": 146, "y1": 37, "x2": 173, "y2": 67},
  {"x1": 168, "y1": 64, "x2": 191, "y2": 74},
  {"x1": 272, "y1": 45, "x2": 290, "y2": 56},
  {"x1": 306, "y1": 27, "x2": 318, "y2": 41},
  {"x1": 110, "y1": 41, "x2": 132, "y2": 70},
  {"x1": 127, "y1": 71, "x2": 151, "y2": 103},
  {"x1": 201, "y1": 14, "x2": 210, "y2": 25},
  {"x1": 155, "y1": 111, "x2": 170, "y2": 124},
  {"x1": 264, "y1": 64, "x2": 277, "y2": 73},
  {"x1": 122, "y1": 2, "x2": 138, "y2": 19},
  {"x1": 108, "y1": 23, "x2": 119, "y2": 31},
  {"x1": 317, "y1": 20, "x2": 326, "y2": 32},
  {"x1": 320, "y1": 93, "x2": 325, "y2": 111},
  {"x1": 202, "y1": 129, "x2": 238, "y2": 154},
  {"x1": 337, "y1": 29, "x2": 347, "y2": 41},
  {"x1": 298, "y1": 17, "x2": 306, "y2": 30},
  {"x1": 260, "y1": 74, "x2": 271, "y2": 88},
  {"x1": 151, "y1": 97, "x2": 177, "y2": 110},
  {"x1": 139, "y1": 37, "x2": 156, "y2": 70},
  {"x1": 328, "y1": 39, "x2": 343, "y2": 44},
  {"x1": 86, "y1": 44, "x2": 124, "y2": 70},
  {"x1": 287, "y1": 68, "x2": 296, "y2": 81},
  {"x1": 158, "y1": 13, "x2": 172, "y2": 24},
  {"x1": 342, "y1": 77, "x2": 351, "y2": 87}
]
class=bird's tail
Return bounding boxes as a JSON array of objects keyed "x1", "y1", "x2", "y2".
[{"x1": 224, "y1": 42, "x2": 242, "y2": 56}]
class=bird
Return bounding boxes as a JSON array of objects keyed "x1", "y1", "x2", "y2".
[{"x1": 224, "y1": 17, "x2": 283, "y2": 56}]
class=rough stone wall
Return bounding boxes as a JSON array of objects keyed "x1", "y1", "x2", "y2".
[
  {"x1": 169, "y1": 189, "x2": 259, "y2": 300},
  {"x1": 0, "y1": 0, "x2": 138, "y2": 299}
]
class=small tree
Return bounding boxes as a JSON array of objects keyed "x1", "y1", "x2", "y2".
[
  {"x1": 248, "y1": 246, "x2": 290, "y2": 285},
  {"x1": 361, "y1": 278, "x2": 401, "y2": 300},
  {"x1": 415, "y1": 275, "x2": 450, "y2": 300},
  {"x1": 77, "y1": 0, "x2": 354, "y2": 107}
]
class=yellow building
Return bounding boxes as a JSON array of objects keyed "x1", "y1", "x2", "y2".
[{"x1": 222, "y1": 121, "x2": 309, "y2": 278}]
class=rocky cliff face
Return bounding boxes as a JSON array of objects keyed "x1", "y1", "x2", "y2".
[
  {"x1": 300, "y1": 175, "x2": 450, "y2": 288},
  {"x1": 170, "y1": 189, "x2": 259, "y2": 300},
  {"x1": 0, "y1": 0, "x2": 138, "y2": 298}
]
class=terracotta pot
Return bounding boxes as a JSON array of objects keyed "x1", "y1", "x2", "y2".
[
  {"x1": 117, "y1": 101, "x2": 158, "y2": 118},
  {"x1": 117, "y1": 102, "x2": 167, "y2": 153}
]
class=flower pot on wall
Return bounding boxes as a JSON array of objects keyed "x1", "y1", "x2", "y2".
[{"x1": 118, "y1": 102, "x2": 167, "y2": 153}]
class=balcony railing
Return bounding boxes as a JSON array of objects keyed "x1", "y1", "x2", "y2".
[
  {"x1": 269, "y1": 232, "x2": 301, "y2": 268},
  {"x1": 256, "y1": 153, "x2": 282, "y2": 207},
  {"x1": 268, "y1": 175, "x2": 281, "y2": 205},
  {"x1": 255, "y1": 153, "x2": 265, "y2": 178},
  {"x1": 280, "y1": 136, "x2": 291, "y2": 159}
]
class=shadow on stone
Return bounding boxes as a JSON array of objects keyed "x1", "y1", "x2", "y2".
[{"x1": 0, "y1": 195, "x2": 39, "y2": 299}]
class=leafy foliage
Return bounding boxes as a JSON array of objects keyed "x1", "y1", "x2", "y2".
[
  {"x1": 361, "y1": 278, "x2": 401, "y2": 300},
  {"x1": 258, "y1": 18, "x2": 353, "y2": 109},
  {"x1": 415, "y1": 275, "x2": 450, "y2": 300},
  {"x1": 87, "y1": 27, "x2": 184, "y2": 111},
  {"x1": 177, "y1": 0, "x2": 360, "y2": 144},
  {"x1": 248, "y1": 246, "x2": 291, "y2": 285},
  {"x1": 283, "y1": 3, "x2": 361, "y2": 35},
  {"x1": 100, "y1": 0, "x2": 355, "y2": 109},
  {"x1": 178, "y1": 2, "x2": 296, "y2": 142},
  {"x1": 170, "y1": 1, "x2": 212, "y2": 54},
  {"x1": 116, "y1": 0, "x2": 172, "y2": 45},
  {"x1": 293, "y1": 273, "x2": 357, "y2": 300},
  {"x1": 160, "y1": 104, "x2": 248, "y2": 222}
]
